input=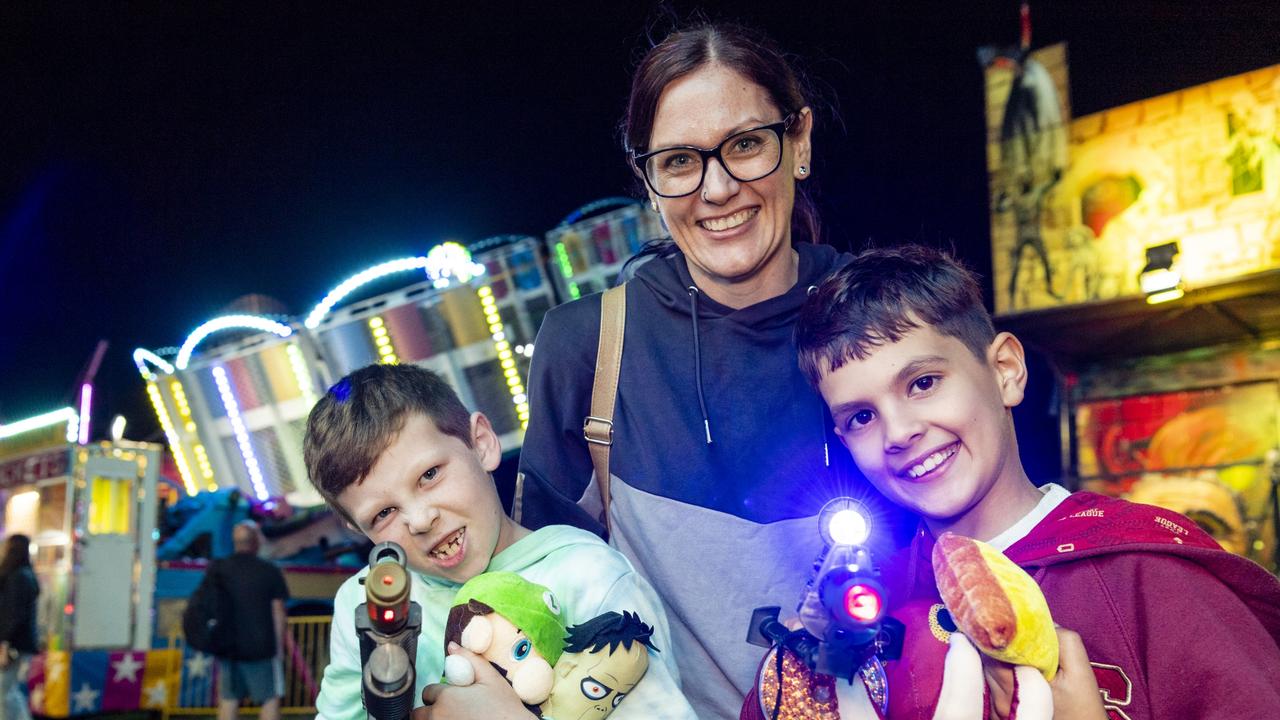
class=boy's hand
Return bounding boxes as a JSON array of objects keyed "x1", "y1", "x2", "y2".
[
  {"x1": 981, "y1": 628, "x2": 1106, "y2": 720},
  {"x1": 1046, "y1": 628, "x2": 1107, "y2": 720},
  {"x1": 415, "y1": 642, "x2": 531, "y2": 720}
]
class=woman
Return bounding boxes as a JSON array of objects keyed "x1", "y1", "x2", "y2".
[
  {"x1": 518, "y1": 22, "x2": 895, "y2": 719},
  {"x1": 0, "y1": 534, "x2": 38, "y2": 720}
]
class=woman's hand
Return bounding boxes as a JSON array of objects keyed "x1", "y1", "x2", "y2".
[{"x1": 414, "y1": 642, "x2": 532, "y2": 720}]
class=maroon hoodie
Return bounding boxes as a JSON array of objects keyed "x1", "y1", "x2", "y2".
[{"x1": 882, "y1": 491, "x2": 1280, "y2": 719}]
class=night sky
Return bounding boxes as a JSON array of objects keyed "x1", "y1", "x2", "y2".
[{"x1": 3, "y1": 1, "x2": 1279, "y2": 455}]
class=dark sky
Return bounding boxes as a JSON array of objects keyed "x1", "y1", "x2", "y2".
[{"x1": 3, "y1": 1, "x2": 1279, "y2": 447}]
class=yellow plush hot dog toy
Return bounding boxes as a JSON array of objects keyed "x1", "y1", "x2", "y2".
[{"x1": 932, "y1": 533, "x2": 1058, "y2": 681}]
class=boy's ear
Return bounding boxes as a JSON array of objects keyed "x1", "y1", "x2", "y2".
[
  {"x1": 987, "y1": 332, "x2": 1028, "y2": 408},
  {"x1": 469, "y1": 412, "x2": 502, "y2": 472}
]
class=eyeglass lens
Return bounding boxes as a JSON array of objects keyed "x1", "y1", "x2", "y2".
[{"x1": 644, "y1": 126, "x2": 783, "y2": 198}]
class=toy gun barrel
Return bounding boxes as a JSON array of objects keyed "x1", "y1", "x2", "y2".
[{"x1": 357, "y1": 542, "x2": 422, "y2": 720}]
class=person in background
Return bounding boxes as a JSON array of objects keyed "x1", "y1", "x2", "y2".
[
  {"x1": 0, "y1": 534, "x2": 38, "y2": 720},
  {"x1": 214, "y1": 520, "x2": 289, "y2": 720}
]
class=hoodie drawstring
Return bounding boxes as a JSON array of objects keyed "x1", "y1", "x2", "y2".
[
  {"x1": 687, "y1": 286, "x2": 713, "y2": 444},
  {"x1": 806, "y1": 284, "x2": 830, "y2": 467}
]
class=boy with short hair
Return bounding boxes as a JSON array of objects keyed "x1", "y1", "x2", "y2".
[
  {"x1": 304, "y1": 364, "x2": 694, "y2": 720},
  {"x1": 795, "y1": 245, "x2": 1280, "y2": 719}
]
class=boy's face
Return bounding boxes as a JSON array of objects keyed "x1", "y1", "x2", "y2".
[
  {"x1": 338, "y1": 411, "x2": 515, "y2": 582},
  {"x1": 817, "y1": 324, "x2": 1028, "y2": 536}
]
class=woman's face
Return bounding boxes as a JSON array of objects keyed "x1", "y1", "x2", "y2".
[{"x1": 647, "y1": 64, "x2": 811, "y2": 298}]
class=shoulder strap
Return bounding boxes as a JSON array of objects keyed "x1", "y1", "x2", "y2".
[{"x1": 583, "y1": 283, "x2": 627, "y2": 535}]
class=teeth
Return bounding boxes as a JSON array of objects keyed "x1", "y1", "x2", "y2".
[
  {"x1": 430, "y1": 528, "x2": 464, "y2": 558},
  {"x1": 699, "y1": 208, "x2": 756, "y2": 231},
  {"x1": 907, "y1": 446, "x2": 957, "y2": 479}
]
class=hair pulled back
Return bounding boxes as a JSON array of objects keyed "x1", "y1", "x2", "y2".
[{"x1": 622, "y1": 21, "x2": 821, "y2": 244}]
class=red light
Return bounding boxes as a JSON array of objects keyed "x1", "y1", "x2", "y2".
[
  {"x1": 381, "y1": 575, "x2": 393, "y2": 586},
  {"x1": 64, "y1": 603, "x2": 75, "y2": 616},
  {"x1": 843, "y1": 584, "x2": 883, "y2": 623},
  {"x1": 382, "y1": 608, "x2": 395, "y2": 622}
]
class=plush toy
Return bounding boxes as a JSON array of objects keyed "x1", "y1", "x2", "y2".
[
  {"x1": 931, "y1": 532, "x2": 1057, "y2": 720},
  {"x1": 442, "y1": 571, "x2": 566, "y2": 707},
  {"x1": 539, "y1": 611, "x2": 655, "y2": 720}
]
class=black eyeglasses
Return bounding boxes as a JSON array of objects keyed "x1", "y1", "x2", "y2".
[{"x1": 632, "y1": 115, "x2": 795, "y2": 198}]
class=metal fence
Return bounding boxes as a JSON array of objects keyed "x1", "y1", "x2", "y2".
[{"x1": 165, "y1": 615, "x2": 332, "y2": 719}]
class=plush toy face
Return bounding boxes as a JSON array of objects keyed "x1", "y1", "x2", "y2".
[
  {"x1": 459, "y1": 611, "x2": 556, "y2": 705},
  {"x1": 540, "y1": 642, "x2": 649, "y2": 720}
]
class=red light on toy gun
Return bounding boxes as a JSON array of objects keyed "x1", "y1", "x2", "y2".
[
  {"x1": 383, "y1": 608, "x2": 395, "y2": 622},
  {"x1": 843, "y1": 584, "x2": 884, "y2": 624}
]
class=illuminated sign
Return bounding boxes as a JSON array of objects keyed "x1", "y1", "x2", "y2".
[{"x1": 985, "y1": 47, "x2": 1280, "y2": 315}]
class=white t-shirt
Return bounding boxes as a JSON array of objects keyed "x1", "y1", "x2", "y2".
[{"x1": 985, "y1": 483, "x2": 1071, "y2": 551}]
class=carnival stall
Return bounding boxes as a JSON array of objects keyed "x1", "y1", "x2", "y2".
[{"x1": 982, "y1": 39, "x2": 1280, "y2": 570}]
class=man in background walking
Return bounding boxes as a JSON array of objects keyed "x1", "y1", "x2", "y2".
[{"x1": 215, "y1": 520, "x2": 289, "y2": 720}]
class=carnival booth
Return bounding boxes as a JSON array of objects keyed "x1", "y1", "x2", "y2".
[
  {"x1": 983, "y1": 41, "x2": 1280, "y2": 570},
  {"x1": 545, "y1": 197, "x2": 665, "y2": 301}
]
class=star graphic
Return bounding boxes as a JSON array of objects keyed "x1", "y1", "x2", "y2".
[
  {"x1": 30, "y1": 684, "x2": 45, "y2": 713},
  {"x1": 144, "y1": 679, "x2": 169, "y2": 707},
  {"x1": 112, "y1": 653, "x2": 144, "y2": 684},
  {"x1": 185, "y1": 651, "x2": 213, "y2": 678},
  {"x1": 72, "y1": 682, "x2": 100, "y2": 713}
]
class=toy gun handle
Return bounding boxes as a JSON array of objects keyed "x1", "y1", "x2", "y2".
[{"x1": 356, "y1": 542, "x2": 422, "y2": 720}]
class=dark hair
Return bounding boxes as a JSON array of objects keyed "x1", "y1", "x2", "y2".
[
  {"x1": 796, "y1": 245, "x2": 996, "y2": 386},
  {"x1": 0, "y1": 534, "x2": 32, "y2": 579},
  {"x1": 304, "y1": 364, "x2": 472, "y2": 524},
  {"x1": 564, "y1": 611, "x2": 658, "y2": 655},
  {"x1": 444, "y1": 599, "x2": 495, "y2": 650},
  {"x1": 622, "y1": 21, "x2": 820, "y2": 244}
]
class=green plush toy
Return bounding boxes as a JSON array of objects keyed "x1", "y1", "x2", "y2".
[{"x1": 442, "y1": 571, "x2": 567, "y2": 706}]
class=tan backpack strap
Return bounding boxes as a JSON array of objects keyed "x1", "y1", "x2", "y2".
[{"x1": 583, "y1": 283, "x2": 626, "y2": 535}]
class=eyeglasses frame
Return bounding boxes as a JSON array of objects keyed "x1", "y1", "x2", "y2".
[{"x1": 631, "y1": 114, "x2": 797, "y2": 199}]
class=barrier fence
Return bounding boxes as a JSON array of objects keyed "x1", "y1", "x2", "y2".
[{"x1": 164, "y1": 615, "x2": 332, "y2": 720}]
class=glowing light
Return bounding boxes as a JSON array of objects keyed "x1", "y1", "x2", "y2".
[
  {"x1": 146, "y1": 382, "x2": 198, "y2": 495},
  {"x1": 285, "y1": 343, "x2": 318, "y2": 408},
  {"x1": 170, "y1": 380, "x2": 192, "y2": 419},
  {"x1": 132, "y1": 348, "x2": 175, "y2": 380},
  {"x1": 1146, "y1": 287, "x2": 1185, "y2": 304},
  {"x1": 176, "y1": 315, "x2": 293, "y2": 370},
  {"x1": 77, "y1": 384, "x2": 93, "y2": 445},
  {"x1": 370, "y1": 316, "x2": 400, "y2": 365},
  {"x1": 553, "y1": 242, "x2": 581, "y2": 300},
  {"x1": 842, "y1": 584, "x2": 884, "y2": 624},
  {"x1": 305, "y1": 257, "x2": 431, "y2": 329},
  {"x1": 193, "y1": 444, "x2": 215, "y2": 481},
  {"x1": 0, "y1": 407, "x2": 78, "y2": 441},
  {"x1": 110, "y1": 415, "x2": 127, "y2": 442},
  {"x1": 212, "y1": 366, "x2": 271, "y2": 502},
  {"x1": 425, "y1": 241, "x2": 485, "y2": 286},
  {"x1": 828, "y1": 509, "x2": 869, "y2": 546},
  {"x1": 382, "y1": 608, "x2": 395, "y2": 622},
  {"x1": 477, "y1": 284, "x2": 530, "y2": 430}
]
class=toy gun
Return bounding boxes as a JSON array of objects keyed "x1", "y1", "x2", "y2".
[
  {"x1": 747, "y1": 497, "x2": 903, "y2": 683},
  {"x1": 356, "y1": 542, "x2": 423, "y2": 720}
]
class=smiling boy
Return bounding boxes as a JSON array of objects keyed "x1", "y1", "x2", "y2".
[
  {"x1": 304, "y1": 364, "x2": 694, "y2": 720},
  {"x1": 795, "y1": 245, "x2": 1280, "y2": 719}
]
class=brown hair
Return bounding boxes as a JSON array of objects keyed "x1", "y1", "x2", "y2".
[
  {"x1": 796, "y1": 245, "x2": 996, "y2": 386},
  {"x1": 304, "y1": 364, "x2": 472, "y2": 525},
  {"x1": 444, "y1": 599, "x2": 495, "y2": 650},
  {"x1": 622, "y1": 21, "x2": 820, "y2": 244}
]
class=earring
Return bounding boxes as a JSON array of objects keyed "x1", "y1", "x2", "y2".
[
  {"x1": 798, "y1": 165, "x2": 808, "y2": 176},
  {"x1": 649, "y1": 199, "x2": 658, "y2": 212}
]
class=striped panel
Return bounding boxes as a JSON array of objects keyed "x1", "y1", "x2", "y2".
[
  {"x1": 321, "y1": 321, "x2": 378, "y2": 376},
  {"x1": 382, "y1": 304, "x2": 435, "y2": 362}
]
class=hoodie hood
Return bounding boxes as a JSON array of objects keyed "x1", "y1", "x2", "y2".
[{"x1": 633, "y1": 242, "x2": 847, "y2": 332}]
